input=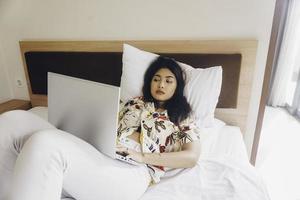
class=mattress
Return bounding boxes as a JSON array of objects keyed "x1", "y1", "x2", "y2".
[
  {"x1": 28, "y1": 107, "x2": 269, "y2": 200},
  {"x1": 28, "y1": 107, "x2": 249, "y2": 162}
]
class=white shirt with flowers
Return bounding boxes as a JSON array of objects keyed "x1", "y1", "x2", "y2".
[{"x1": 117, "y1": 96, "x2": 201, "y2": 183}]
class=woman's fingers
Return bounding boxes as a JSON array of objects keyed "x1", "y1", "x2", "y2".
[
  {"x1": 116, "y1": 146, "x2": 127, "y2": 151},
  {"x1": 116, "y1": 145, "x2": 128, "y2": 153},
  {"x1": 116, "y1": 143, "x2": 124, "y2": 149},
  {"x1": 116, "y1": 145, "x2": 136, "y2": 156}
]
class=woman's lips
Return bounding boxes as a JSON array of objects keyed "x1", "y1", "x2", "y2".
[{"x1": 156, "y1": 90, "x2": 165, "y2": 95}]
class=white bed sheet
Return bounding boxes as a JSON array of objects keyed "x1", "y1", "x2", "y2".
[
  {"x1": 28, "y1": 106, "x2": 48, "y2": 121},
  {"x1": 141, "y1": 125, "x2": 270, "y2": 200},
  {"x1": 28, "y1": 107, "x2": 249, "y2": 162},
  {"x1": 28, "y1": 107, "x2": 270, "y2": 200}
]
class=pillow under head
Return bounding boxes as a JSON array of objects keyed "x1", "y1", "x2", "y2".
[{"x1": 121, "y1": 44, "x2": 222, "y2": 127}]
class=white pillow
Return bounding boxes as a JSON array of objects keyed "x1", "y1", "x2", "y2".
[{"x1": 121, "y1": 44, "x2": 222, "y2": 127}]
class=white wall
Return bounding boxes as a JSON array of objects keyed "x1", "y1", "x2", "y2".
[
  {"x1": 0, "y1": 37, "x2": 13, "y2": 103},
  {"x1": 0, "y1": 0, "x2": 276, "y2": 157}
]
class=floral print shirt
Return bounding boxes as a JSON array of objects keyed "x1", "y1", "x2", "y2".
[{"x1": 117, "y1": 97, "x2": 201, "y2": 183}]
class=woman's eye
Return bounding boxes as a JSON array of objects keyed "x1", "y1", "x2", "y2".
[
  {"x1": 166, "y1": 79, "x2": 173, "y2": 84},
  {"x1": 153, "y1": 78, "x2": 160, "y2": 82}
]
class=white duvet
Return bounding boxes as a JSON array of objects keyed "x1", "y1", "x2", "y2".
[
  {"x1": 139, "y1": 125, "x2": 270, "y2": 200},
  {"x1": 141, "y1": 158, "x2": 269, "y2": 200},
  {"x1": 28, "y1": 107, "x2": 270, "y2": 200}
]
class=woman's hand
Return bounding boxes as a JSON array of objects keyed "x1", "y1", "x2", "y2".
[
  {"x1": 126, "y1": 131, "x2": 140, "y2": 143},
  {"x1": 141, "y1": 141, "x2": 201, "y2": 168},
  {"x1": 116, "y1": 144, "x2": 144, "y2": 163}
]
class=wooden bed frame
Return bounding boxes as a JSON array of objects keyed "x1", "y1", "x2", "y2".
[{"x1": 19, "y1": 40, "x2": 257, "y2": 134}]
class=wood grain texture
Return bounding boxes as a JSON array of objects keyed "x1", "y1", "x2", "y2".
[
  {"x1": 0, "y1": 99, "x2": 31, "y2": 114},
  {"x1": 20, "y1": 40, "x2": 258, "y2": 134}
]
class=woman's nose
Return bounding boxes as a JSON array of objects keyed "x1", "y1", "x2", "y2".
[{"x1": 158, "y1": 81, "x2": 165, "y2": 88}]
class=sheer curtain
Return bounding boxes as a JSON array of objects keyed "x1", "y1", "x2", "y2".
[
  {"x1": 268, "y1": 0, "x2": 300, "y2": 119},
  {"x1": 288, "y1": 71, "x2": 300, "y2": 117}
]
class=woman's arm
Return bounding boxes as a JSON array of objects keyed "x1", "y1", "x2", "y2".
[
  {"x1": 118, "y1": 140, "x2": 201, "y2": 168},
  {"x1": 142, "y1": 140, "x2": 201, "y2": 168},
  {"x1": 126, "y1": 131, "x2": 140, "y2": 143}
]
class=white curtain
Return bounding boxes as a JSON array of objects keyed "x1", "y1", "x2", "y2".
[
  {"x1": 268, "y1": 0, "x2": 300, "y2": 107},
  {"x1": 292, "y1": 82, "x2": 300, "y2": 117}
]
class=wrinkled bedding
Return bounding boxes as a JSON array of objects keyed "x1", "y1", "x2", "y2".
[{"x1": 28, "y1": 107, "x2": 270, "y2": 200}]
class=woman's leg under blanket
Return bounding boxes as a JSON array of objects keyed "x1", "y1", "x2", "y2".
[
  {"x1": 9, "y1": 129, "x2": 151, "y2": 200},
  {"x1": 0, "y1": 110, "x2": 56, "y2": 199}
]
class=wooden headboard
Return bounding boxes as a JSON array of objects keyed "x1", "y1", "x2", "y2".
[{"x1": 19, "y1": 40, "x2": 257, "y2": 133}]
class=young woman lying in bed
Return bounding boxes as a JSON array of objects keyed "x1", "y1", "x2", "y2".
[{"x1": 0, "y1": 56, "x2": 201, "y2": 200}]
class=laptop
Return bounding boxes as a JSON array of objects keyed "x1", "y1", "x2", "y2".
[{"x1": 47, "y1": 72, "x2": 140, "y2": 165}]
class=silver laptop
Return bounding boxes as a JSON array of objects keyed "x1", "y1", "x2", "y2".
[{"x1": 47, "y1": 72, "x2": 140, "y2": 165}]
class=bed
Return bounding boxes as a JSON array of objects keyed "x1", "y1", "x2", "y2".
[{"x1": 20, "y1": 40, "x2": 270, "y2": 199}]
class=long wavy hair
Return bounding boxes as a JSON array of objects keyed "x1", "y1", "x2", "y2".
[{"x1": 142, "y1": 56, "x2": 191, "y2": 125}]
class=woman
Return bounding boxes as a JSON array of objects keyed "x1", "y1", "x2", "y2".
[{"x1": 0, "y1": 56, "x2": 201, "y2": 200}]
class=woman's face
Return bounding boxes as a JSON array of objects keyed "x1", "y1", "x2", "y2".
[{"x1": 150, "y1": 68, "x2": 177, "y2": 103}]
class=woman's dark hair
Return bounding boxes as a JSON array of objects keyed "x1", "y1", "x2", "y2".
[{"x1": 142, "y1": 56, "x2": 191, "y2": 125}]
